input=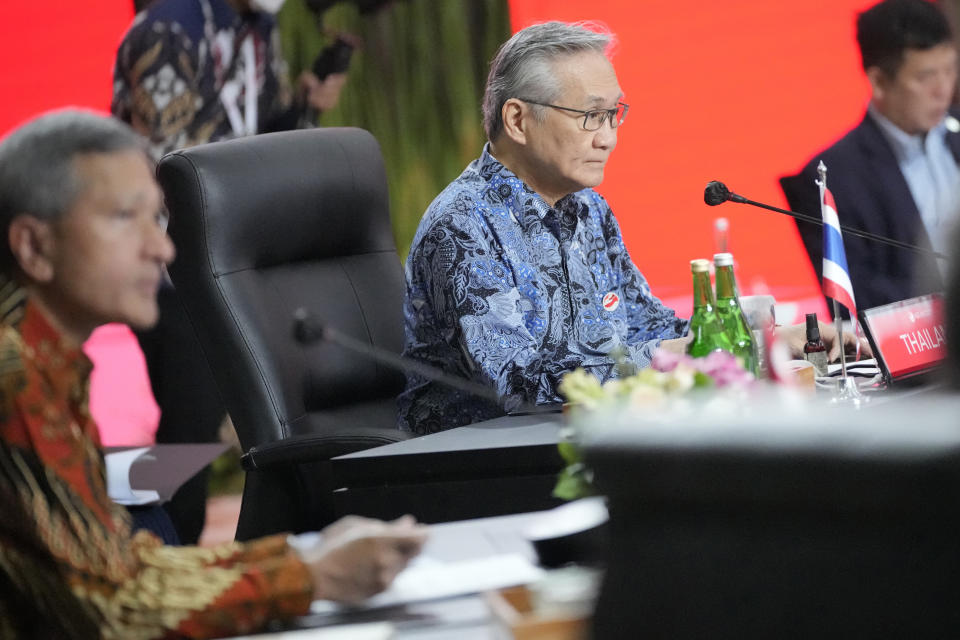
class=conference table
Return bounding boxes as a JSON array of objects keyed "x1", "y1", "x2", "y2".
[
  {"x1": 327, "y1": 375, "x2": 930, "y2": 525},
  {"x1": 281, "y1": 386, "x2": 960, "y2": 638},
  {"x1": 330, "y1": 412, "x2": 566, "y2": 523}
]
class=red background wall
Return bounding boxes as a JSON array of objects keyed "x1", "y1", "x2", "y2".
[
  {"x1": 1, "y1": 1, "x2": 879, "y2": 319},
  {"x1": 0, "y1": 2, "x2": 134, "y2": 133}
]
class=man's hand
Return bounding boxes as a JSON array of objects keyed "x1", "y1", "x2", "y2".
[
  {"x1": 777, "y1": 321, "x2": 872, "y2": 362},
  {"x1": 659, "y1": 333, "x2": 693, "y2": 354},
  {"x1": 298, "y1": 71, "x2": 348, "y2": 113},
  {"x1": 297, "y1": 515, "x2": 427, "y2": 605}
]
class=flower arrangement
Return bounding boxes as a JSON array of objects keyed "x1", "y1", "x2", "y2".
[{"x1": 553, "y1": 349, "x2": 754, "y2": 500}]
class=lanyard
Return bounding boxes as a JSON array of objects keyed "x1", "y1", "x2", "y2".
[{"x1": 220, "y1": 31, "x2": 258, "y2": 137}]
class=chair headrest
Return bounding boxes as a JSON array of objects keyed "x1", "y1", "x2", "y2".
[{"x1": 158, "y1": 127, "x2": 394, "y2": 274}]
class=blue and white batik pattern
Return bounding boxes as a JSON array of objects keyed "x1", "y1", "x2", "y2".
[{"x1": 397, "y1": 144, "x2": 688, "y2": 434}]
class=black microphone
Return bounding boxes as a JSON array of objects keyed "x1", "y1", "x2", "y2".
[
  {"x1": 704, "y1": 180, "x2": 747, "y2": 205},
  {"x1": 291, "y1": 309, "x2": 545, "y2": 415},
  {"x1": 703, "y1": 180, "x2": 946, "y2": 259}
]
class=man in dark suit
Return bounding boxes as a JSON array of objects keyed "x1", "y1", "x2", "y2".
[{"x1": 781, "y1": 0, "x2": 959, "y2": 314}]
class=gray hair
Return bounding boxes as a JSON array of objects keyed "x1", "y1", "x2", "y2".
[
  {"x1": 0, "y1": 109, "x2": 146, "y2": 271},
  {"x1": 482, "y1": 21, "x2": 614, "y2": 142}
]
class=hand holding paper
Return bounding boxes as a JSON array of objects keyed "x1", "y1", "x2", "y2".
[{"x1": 295, "y1": 515, "x2": 428, "y2": 605}]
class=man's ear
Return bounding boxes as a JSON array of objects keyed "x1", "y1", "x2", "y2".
[
  {"x1": 8, "y1": 215, "x2": 55, "y2": 283},
  {"x1": 866, "y1": 66, "x2": 888, "y2": 102},
  {"x1": 501, "y1": 98, "x2": 531, "y2": 145}
]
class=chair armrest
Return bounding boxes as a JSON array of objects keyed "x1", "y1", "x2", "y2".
[{"x1": 242, "y1": 427, "x2": 409, "y2": 471}]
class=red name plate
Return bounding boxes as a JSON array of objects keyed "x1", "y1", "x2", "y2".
[{"x1": 864, "y1": 294, "x2": 945, "y2": 379}]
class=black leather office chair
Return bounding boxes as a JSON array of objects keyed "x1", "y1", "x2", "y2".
[{"x1": 156, "y1": 127, "x2": 409, "y2": 540}]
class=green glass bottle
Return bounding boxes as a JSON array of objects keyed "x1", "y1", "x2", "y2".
[
  {"x1": 713, "y1": 253, "x2": 758, "y2": 375},
  {"x1": 686, "y1": 259, "x2": 733, "y2": 358}
]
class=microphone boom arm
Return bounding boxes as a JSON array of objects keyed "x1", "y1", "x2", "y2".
[
  {"x1": 292, "y1": 308, "x2": 535, "y2": 413},
  {"x1": 737, "y1": 196, "x2": 946, "y2": 260},
  {"x1": 321, "y1": 324, "x2": 507, "y2": 406},
  {"x1": 705, "y1": 181, "x2": 946, "y2": 260}
]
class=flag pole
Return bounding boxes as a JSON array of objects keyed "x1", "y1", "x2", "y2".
[{"x1": 832, "y1": 298, "x2": 847, "y2": 378}]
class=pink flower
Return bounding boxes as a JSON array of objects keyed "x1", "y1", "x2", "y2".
[
  {"x1": 651, "y1": 349, "x2": 684, "y2": 372},
  {"x1": 651, "y1": 347, "x2": 754, "y2": 389}
]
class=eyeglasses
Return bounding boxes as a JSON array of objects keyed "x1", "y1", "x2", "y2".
[
  {"x1": 519, "y1": 99, "x2": 629, "y2": 131},
  {"x1": 156, "y1": 209, "x2": 170, "y2": 233}
]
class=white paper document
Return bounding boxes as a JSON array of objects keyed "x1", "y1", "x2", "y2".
[
  {"x1": 523, "y1": 496, "x2": 608, "y2": 541},
  {"x1": 311, "y1": 552, "x2": 545, "y2": 614},
  {"x1": 105, "y1": 447, "x2": 160, "y2": 506}
]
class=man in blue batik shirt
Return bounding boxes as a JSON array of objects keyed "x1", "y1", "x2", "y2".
[{"x1": 398, "y1": 21, "x2": 864, "y2": 435}]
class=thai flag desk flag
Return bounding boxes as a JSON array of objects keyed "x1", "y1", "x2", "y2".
[
  {"x1": 816, "y1": 161, "x2": 862, "y2": 363},
  {"x1": 817, "y1": 160, "x2": 859, "y2": 320},
  {"x1": 819, "y1": 186, "x2": 857, "y2": 317}
]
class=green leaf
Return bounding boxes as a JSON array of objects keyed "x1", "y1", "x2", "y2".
[
  {"x1": 693, "y1": 371, "x2": 715, "y2": 388},
  {"x1": 557, "y1": 440, "x2": 582, "y2": 465},
  {"x1": 553, "y1": 464, "x2": 593, "y2": 501}
]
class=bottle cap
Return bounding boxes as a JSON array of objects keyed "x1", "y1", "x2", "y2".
[
  {"x1": 805, "y1": 312, "x2": 820, "y2": 339},
  {"x1": 713, "y1": 252, "x2": 733, "y2": 266},
  {"x1": 690, "y1": 259, "x2": 710, "y2": 272}
]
